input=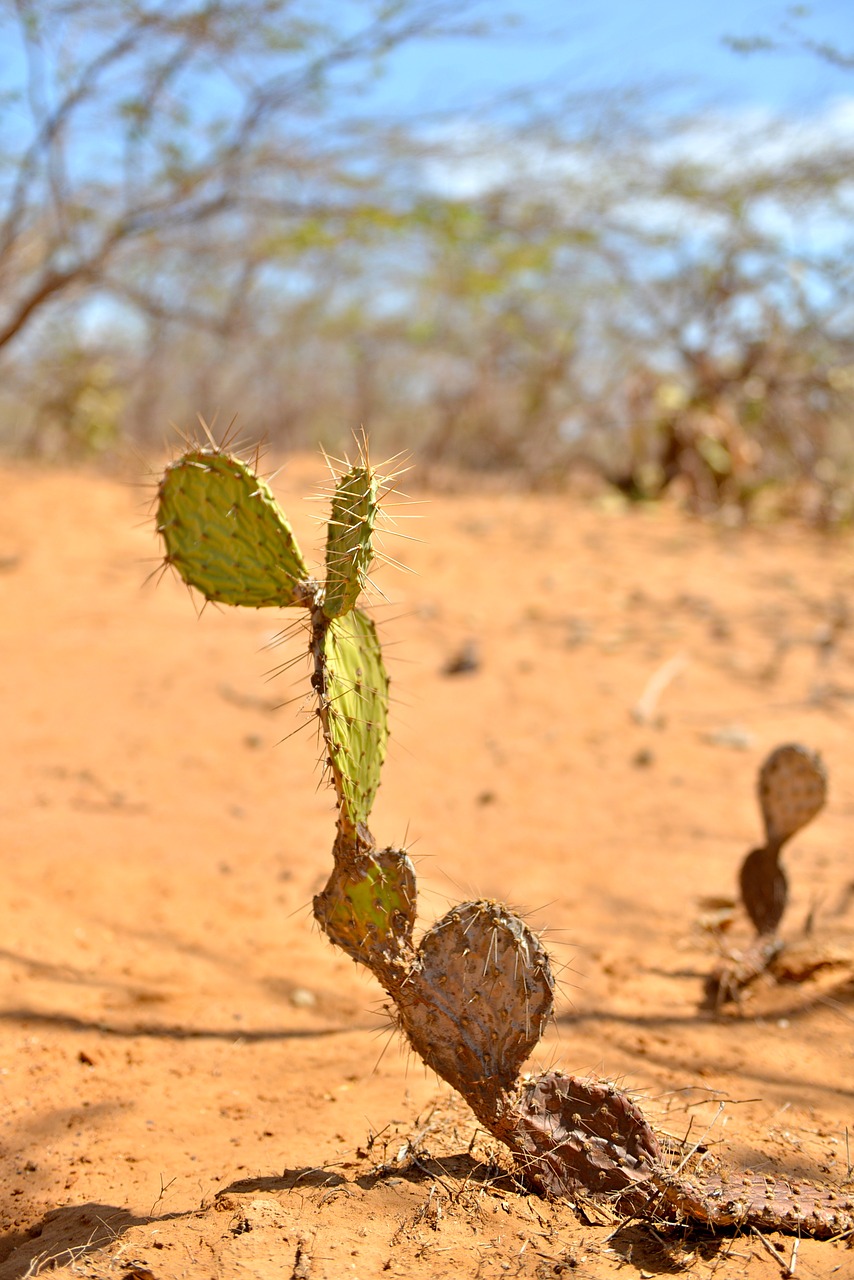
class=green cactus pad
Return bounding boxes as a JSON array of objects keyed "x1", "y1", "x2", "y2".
[
  {"x1": 397, "y1": 900, "x2": 554, "y2": 1100},
  {"x1": 157, "y1": 449, "x2": 311, "y2": 607},
  {"x1": 758, "y1": 743, "x2": 827, "y2": 848},
  {"x1": 314, "y1": 847, "x2": 417, "y2": 963},
  {"x1": 320, "y1": 608, "x2": 389, "y2": 829},
  {"x1": 322, "y1": 464, "x2": 379, "y2": 619}
]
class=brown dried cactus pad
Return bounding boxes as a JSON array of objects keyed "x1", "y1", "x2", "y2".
[
  {"x1": 507, "y1": 1072, "x2": 660, "y2": 1212},
  {"x1": 758, "y1": 743, "x2": 827, "y2": 848},
  {"x1": 501, "y1": 1075, "x2": 854, "y2": 1237},
  {"x1": 739, "y1": 845, "x2": 788, "y2": 935},
  {"x1": 654, "y1": 1162, "x2": 854, "y2": 1238},
  {"x1": 396, "y1": 901, "x2": 554, "y2": 1107}
]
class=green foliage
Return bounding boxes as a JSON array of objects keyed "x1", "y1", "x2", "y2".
[
  {"x1": 157, "y1": 449, "x2": 311, "y2": 608},
  {"x1": 4, "y1": 0, "x2": 853, "y2": 509}
]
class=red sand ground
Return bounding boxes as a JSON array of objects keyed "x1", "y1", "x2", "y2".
[{"x1": 0, "y1": 454, "x2": 851, "y2": 1279}]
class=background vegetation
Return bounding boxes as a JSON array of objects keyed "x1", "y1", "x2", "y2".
[{"x1": 0, "y1": 0, "x2": 852, "y2": 520}]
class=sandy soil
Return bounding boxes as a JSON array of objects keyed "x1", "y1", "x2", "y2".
[{"x1": 0, "y1": 452, "x2": 852, "y2": 1279}]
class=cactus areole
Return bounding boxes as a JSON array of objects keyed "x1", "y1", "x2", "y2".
[{"x1": 154, "y1": 440, "x2": 853, "y2": 1238}]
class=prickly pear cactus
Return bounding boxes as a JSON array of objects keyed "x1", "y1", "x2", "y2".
[
  {"x1": 323, "y1": 463, "x2": 380, "y2": 620},
  {"x1": 508, "y1": 1072, "x2": 662, "y2": 1209},
  {"x1": 396, "y1": 901, "x2": 554, "y2": 1116},
  {"x1": 314, "y1": 842, "x2": 417, "y2": 977},
  {"x1": 758, "y1": 743, "x2": 827, "y2": 851},
  {"x1": 157, "y1": 449, "x2": 312, "y2": 607},
  {"x1": 708, "y1": 743, "x2": 828, "y2": 1006},
  {"x1": 154, "y1": 436, "x2": 851, "y2": 1240},
  {"x1": 503, "y1": 1072, "x2": 854, "y2": 1235},
  {"x1": 739, "y1": 845, "x2": 788, "y2": 936},
  {"x1": 313, "y1": 607, "x2": 389, "y2": 835},
  {"x1": 742, "y1": 743, "x2": 827, "y2": 938},
  {"x1": 652, "y1": 1158, "x2": 854, "y2": 1237}
]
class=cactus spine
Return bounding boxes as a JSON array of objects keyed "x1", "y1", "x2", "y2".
[{"x1": 154, "y1": 439, "x2": 851, "y2": 1238}]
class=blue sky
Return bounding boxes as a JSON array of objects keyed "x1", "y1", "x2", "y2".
[{"x1": 376, "y1": 0, "x2": 852, "y2": 118}]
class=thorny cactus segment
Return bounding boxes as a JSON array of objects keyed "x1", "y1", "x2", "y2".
[
  {"x1": 758, "y1": 743, "x2": 827, "y2": 848},
  {"x1": 323, "y1": 464, "x2": 379, "y2": 620},
  {"x1": 712, "y1": 742, "x2": 829, "y2": 1003},
  {"x1": 739, "y1": 845, "x2": 787, "y2": 936},
  {"x1": 314, "y1": 846, "x2": 416, "y2": 969},
  {"x1": 500, "y1": 1075, "x2": 854, "y2": 1237},
  {"x1": 736, "y1": 743, "x2": 826, "y2": 941},
  {"x1": 397, "y1": 901, "x2": 554, "y2": 1112},
  {"x1": 652, "y1": 1162, "x2": 854, "y2": 1238},
  {"x1": 157, "y1": 449, "x2": 312, "y2": 607},
  {"x1": 508, "y1": 1072, "x2": 661, "y2": 1210},
  {"x1": 315, "y1": 607, "x2": 389, "y2": 833}
]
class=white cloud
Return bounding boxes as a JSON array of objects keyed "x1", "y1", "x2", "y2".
[{"x1": 421, "y1": 96, "x2": 854, "y2": 253}]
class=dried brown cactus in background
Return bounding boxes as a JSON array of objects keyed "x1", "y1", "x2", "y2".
[{"x1": 708, "y1": 744, "x2": 828, "y2": 1004}]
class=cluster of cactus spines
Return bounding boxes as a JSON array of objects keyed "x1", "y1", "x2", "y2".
[
  {"x1": 154, "y1": 438, "x2": 853, "y2": 1239},
  {"x1": 740, "y1": 743, "x2": 827, "y2": 936}
]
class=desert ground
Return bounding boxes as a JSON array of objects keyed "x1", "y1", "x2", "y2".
[{"x1": 0, "y1": 451, "x2": 852, "y2": 1279}]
